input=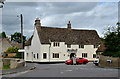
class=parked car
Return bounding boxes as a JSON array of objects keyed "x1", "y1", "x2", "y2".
[
  {"x1": 65, "y1": 57, "x2": 88, "y2": 65},
  {"x1": 93, "y1": 59, "x2": 99, "y2": 66}
]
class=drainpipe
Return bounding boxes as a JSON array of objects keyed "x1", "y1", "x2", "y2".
[
  {"x1": 49, "y1": 40, "x2": 51, "y2": 62},
  {"x1": 49, "y1": 44, "x2": 51, "y2": 62}
]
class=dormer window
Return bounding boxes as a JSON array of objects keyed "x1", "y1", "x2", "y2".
[
  {"x1": 53, "y1": 42, "x2": 60, "y2": 47},
  {"x1": 94, "y1": 45, "x2": 98, "y2": 48},
  {"x1": 79, "y1": 45, "x2": 84, "y2": 48},
  {"x1": 67, "y1": 44, "x2": 71, "y2": 48}
]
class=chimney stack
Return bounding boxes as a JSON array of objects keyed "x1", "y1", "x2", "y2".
[
  {"x1": 67, "y1": 21, "x2": 71, "y2": 29},
  {"x1": 34, "y1": 18, "x2": 41, "y2": 27}
]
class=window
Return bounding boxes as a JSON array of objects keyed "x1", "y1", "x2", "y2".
[
  {"x1": 82, "y1": 53, "x2": 87, "y2": 58},
  {"x1": 27, "y1": 53, "x2": 29, "y2": 57},
  {"x1": 93, "y1": 54, "x2": 96, "y2": 58},
  {"x1": 53, "y1": 42, "x2": 60, "y2": 47},
  {"x1": 67, "y1": 44, "x2": 71, "y2": 48},
  {"x1": 43, "y1": 53, "x2": 47, "y2": 59},
  {"x1": 76, "y1": 58, "x2": 83, "y2": 59},
  {"x1": 53, "y1": 53, "x2": 59, "y2": 58},
  {"x1": 79, "y1": 45, "x2": 84, "y2": 48},
  {"x1": 34, "y1": 54, "x2": 35, "y2": 58},
  {"x1": 94, "y1": 45, "x2": 98, "y2": 48},
  {"x1": 37, "y1": 53, "x2": 39, "y2": 59}
]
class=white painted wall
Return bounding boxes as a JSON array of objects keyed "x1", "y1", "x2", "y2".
[
  {"x1": 40, "y1": 42, "x2": 98, "y2": 62},
  {"x1": 24, "y1": 27, "x2": 41, "y2": 62}
]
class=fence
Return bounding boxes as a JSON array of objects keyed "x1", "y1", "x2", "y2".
[{"x1": 99, "y1": 55, "x2": 120, "y2": 68}]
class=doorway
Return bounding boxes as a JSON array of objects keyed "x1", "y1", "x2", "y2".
[{"x1": 70, "y1": 53, "x2": 76, "y2": 59}]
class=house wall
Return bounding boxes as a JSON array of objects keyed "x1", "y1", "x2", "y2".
[
  {"x1": 24, "y1": 27, "x2": 41, "y2": 62},
  {"x1": 39, "y1": 42, "x2": 98, "y2": 62}
]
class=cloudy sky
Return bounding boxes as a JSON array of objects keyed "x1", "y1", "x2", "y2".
[{"x1": 1, "y1": 0, "x2": 120, "y2": 38}]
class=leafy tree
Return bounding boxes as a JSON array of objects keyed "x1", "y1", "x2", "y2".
[
  {"x1": 11, "y1": 32, "x2": 26, "y2": 43},
  {"x1": 102, "y1": 22, "x2": 120, "y2": 57},
  {"x1": 0, "y1": 32, "x2": 6, "y2": 38}
]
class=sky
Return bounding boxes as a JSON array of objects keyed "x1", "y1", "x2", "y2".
[{"x1": 0, "y1": 0, "x2": 120, "y2": 39}]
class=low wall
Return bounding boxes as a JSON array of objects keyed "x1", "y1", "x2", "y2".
[
  {"x1": 0, "y1": 58, "x2": 25, "y2": 70},
  {"x1": 99, "y1": 55, "x2": 120, "y2": 68},
  {"x1": 0, "y1": 58, "x2": 3, "y2": 70}
]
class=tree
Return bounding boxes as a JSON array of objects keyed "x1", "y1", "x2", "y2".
[
  {"x1": 0, "y1": 32, "x2": 6, "y2": 38},
  {"x1": 102, "y1": 22, "x2": 120, "y2": 57},
  {"x1": 11, "y1": 32, "x2": 26, "y2": 43}
]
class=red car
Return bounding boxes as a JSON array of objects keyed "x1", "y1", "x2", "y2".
[{"x1": 65, "y1": 57, "x2": 88, "y2": 65}]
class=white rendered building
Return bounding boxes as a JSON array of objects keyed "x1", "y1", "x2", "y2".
[{"x1": 24, "y1": 18, "x2": 101, "y2": 62}]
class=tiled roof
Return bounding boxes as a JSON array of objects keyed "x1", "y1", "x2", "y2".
[
  {"x1": 25, "y1": 35, "x2": 33, "y2": 46},
  {"x1": 96, "y1": 43, "x2": 106, "y2": 52},
  {"x1": 11, "y1": 42, "x2": 22, "y2": 48},
  {"x1": 0, "y1": 38, "x2": 12, "y2": 53},
  {"x1": 25, "y1": 26, "x2": 101, "y2": 46}
]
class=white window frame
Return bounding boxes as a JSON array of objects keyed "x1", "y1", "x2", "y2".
[
  {"x1": 93, "y1": 54, "x2": 96, "y2": 58},
  {"x1": 67, "y1": 44, "x2": 71, "y2": 48},
  {"x1": 79, "y1": 45, "x2": 84, "y2": 48},
  {"x1": 94, "y1": 45, "x2": 98, "y2": 48},
  {"x1": 43, "y1": 53, "x2": 47, "y2": 59},
  {"x1": 82, "y1": 53, "x2": 87, "y2": 58},
  {"x1": 53, "y1": 53, "x2": 59, "y2": 58},
  {"x1": 53, "y1": 42, "x2": 60, "y2": 47}
]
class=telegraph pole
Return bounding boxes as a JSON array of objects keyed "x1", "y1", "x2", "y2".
[
  {"x1": 117, "y1": 22, "x2": 120, "y2": 33},
  {"x1": 20, "y1": 14, "x2": 24, "y2": 59}
]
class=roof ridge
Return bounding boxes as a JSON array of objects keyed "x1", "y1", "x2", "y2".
[{"x1": 40, "y1": 26, "x2": 96, "y2": 31}]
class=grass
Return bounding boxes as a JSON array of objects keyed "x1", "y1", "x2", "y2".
[{"x1": 3, "y1": 65, "x2": 10, "y2": 69}]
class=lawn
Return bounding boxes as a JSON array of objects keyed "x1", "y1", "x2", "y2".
[{"x1": 3, "y1": 65, "x2": 10, "y2": 69}]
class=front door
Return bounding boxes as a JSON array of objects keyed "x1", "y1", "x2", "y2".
[{"x1": 70, "y1": 53, "x2": 76, "y2": 59}]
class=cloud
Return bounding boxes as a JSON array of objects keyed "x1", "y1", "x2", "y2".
[{"x1": 1, "y1": 2, "x2": 118, "y2": 38}]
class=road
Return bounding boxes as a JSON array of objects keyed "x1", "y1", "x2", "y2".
[{"x1": 2, "y1": 62, "x2": 119, "y2": 78}]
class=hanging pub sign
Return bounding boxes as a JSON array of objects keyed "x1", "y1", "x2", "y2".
[{"x1": 67, "y1": 49, "x2": 77, "y2": 52}]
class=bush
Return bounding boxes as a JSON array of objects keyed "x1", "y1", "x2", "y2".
[
  {"x1": 5, "y1": 47, "x2": 22, "y2": 58},
  {"x1": 6, "y1": 47, "x2": 19, "y2": 53},
  {"x1": 15, "y1": 52, "x2": 22, "y2": 58}
]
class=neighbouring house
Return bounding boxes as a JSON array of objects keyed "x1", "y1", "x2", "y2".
[
  {"x1": 11, "y1": 42, "x2": 22, "y2": 49},
  {"x1": 24, "y1": 18, "x2": 101, "y2": 62},
  {"x1": 96, "y1": 43, "x2": 106, "y2": 56},
  {"x1": 0, "y1": 38, "x2": 22, "y2": 58},
  {"x1": 0, "y1": 38, "x2": 12, "y2": 57}
]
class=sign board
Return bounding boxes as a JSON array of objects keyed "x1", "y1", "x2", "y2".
[{"x1": 67, "y1": 49, "x2": 77, "y2": 53}]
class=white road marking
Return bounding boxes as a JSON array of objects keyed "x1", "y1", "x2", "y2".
[{"x1": 65, "y1": 70, "x2": 72, "y2": 72}]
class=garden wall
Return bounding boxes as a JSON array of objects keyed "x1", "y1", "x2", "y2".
[{"x1": 0, "y1": 58, "x2": 25, "y2": 70}]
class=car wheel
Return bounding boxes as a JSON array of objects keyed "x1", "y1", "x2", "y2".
[
  {"x1": 95, "y1": 63, "x2": 98, "y2": 66},
  {"x1": 83, "y1": 61, "x2": 87, "y2": 64},
  {"x1": 76, "y1": 62, "x2": 79, "y2": 65}
]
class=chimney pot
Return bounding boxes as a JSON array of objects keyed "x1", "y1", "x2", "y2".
[
  {"x1": 35, "y1": 18, "x2": 41, "y2": 26},
  {"x1": 67, "y1": 21, "x2": 71, "y2": 29}
]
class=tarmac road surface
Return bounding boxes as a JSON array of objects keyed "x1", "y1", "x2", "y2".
[{"x1": 2, "y1": 62, "x2": 119, "y2": 78}]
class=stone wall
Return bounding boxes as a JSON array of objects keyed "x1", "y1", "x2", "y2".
[
  {"x1": 0, "y1": 59, "x2": 3, "y2": 70},
  {"x1": 99, "y1": 55, "x2": 120, "y2": 68},
  {"x1": 0, "y1": 58, "x2": 25, "y2": 70}
]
